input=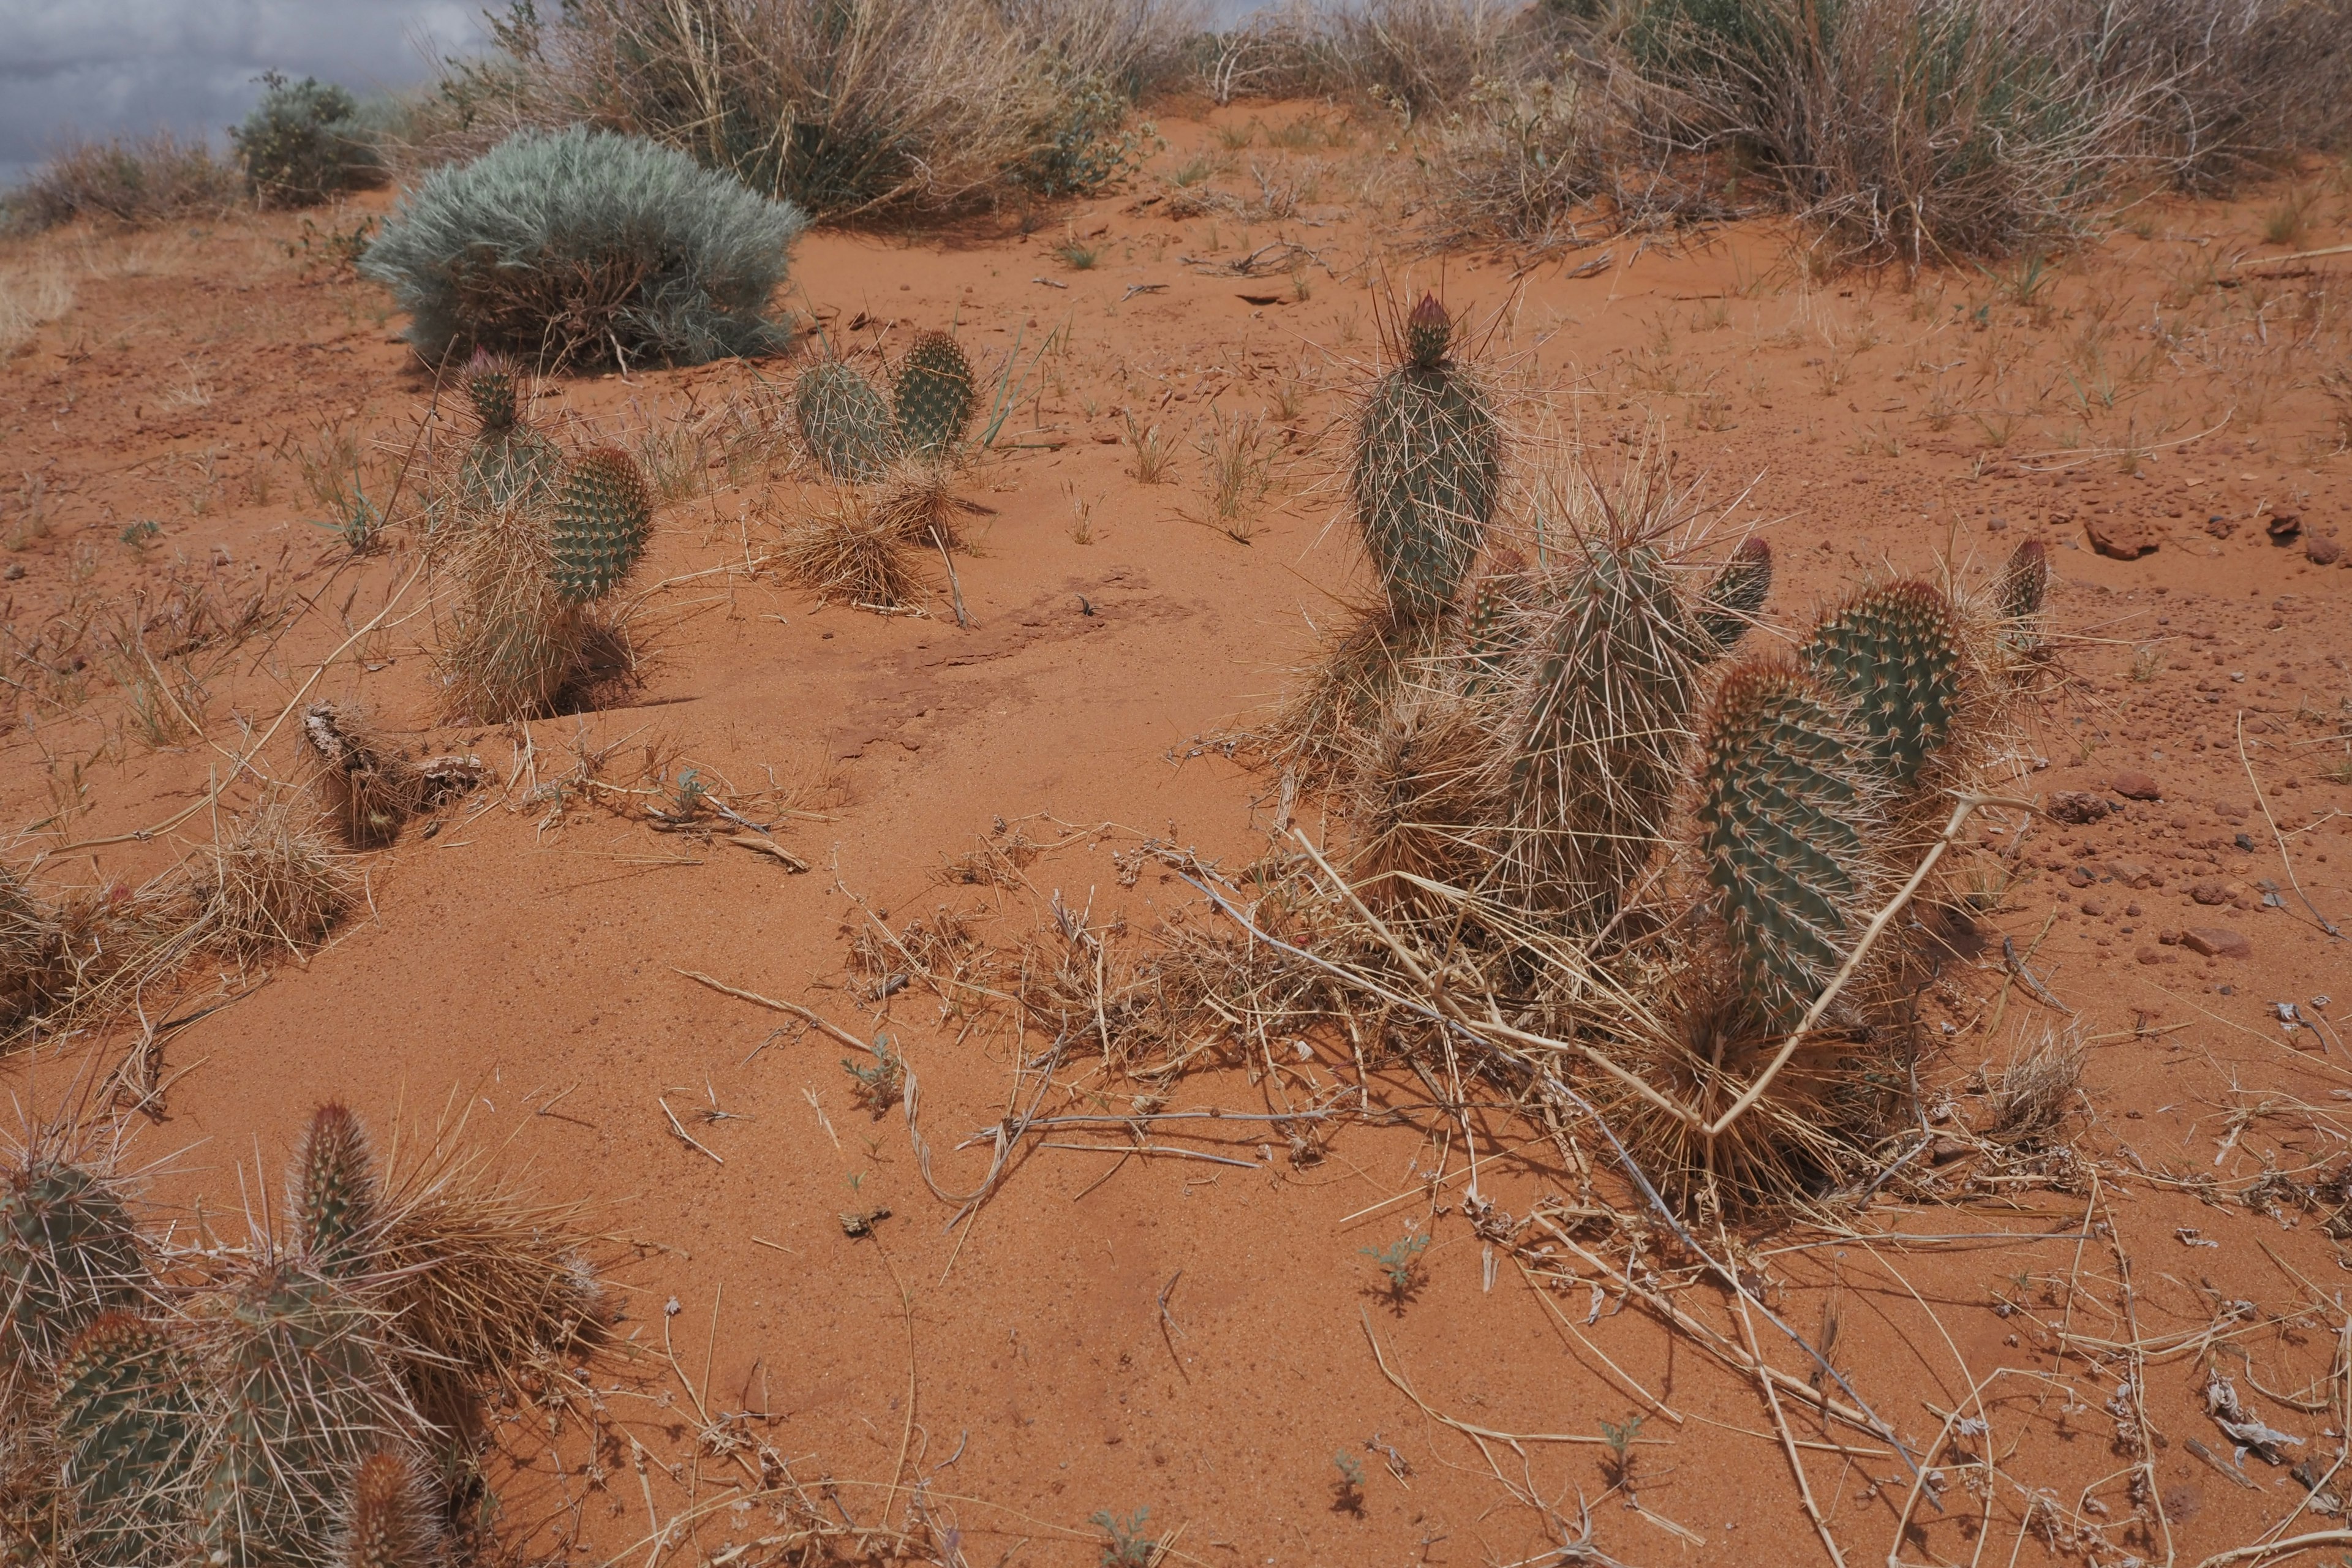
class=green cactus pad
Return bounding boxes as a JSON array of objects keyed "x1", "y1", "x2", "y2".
[
  {"x1": 1403, "y1": 292, "x2": 1452, "y2": 371},
  {"x1": 461, "y1": 352, "x2": 519, "y2": 433},
  {"x1": 292, "y1": 1103, "x2": 377, "y2": 1276},
  {"x1": 892, "y1": 331, "x2": 974, "y2": 458},
  {"x1": 1697, "y1": 536, "x2": 1772, "y2": 657},
  {"x1": 549, "y1": 448, "x2": 654, "y2": 605},
  {"x1": 795, "y1": 361, "x2": 895, "y2": 482},
  {"x1": 1802, "y1": 580, "x2": 1964, "y2": 788},
  {"x1": 55, "y1": 1311, "x2": 202, "y2": 1564},
  {"x1": 458, "y1": 426, "x2": 562, "y2": 514},
  {"x1": 1352, "y1": 355, "x2": 1501, "y2": 623},
  {"x1": 1697, "y1": 661, "x2": 1878, "y2": 1027},
  {"x1": 2, "y1": 1158, "x2": 147, "y2": 1374}
]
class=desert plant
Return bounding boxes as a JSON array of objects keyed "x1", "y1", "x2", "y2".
[
  {"x1": 1, "y1": 1158, "x2": 148, "y2": 1374},
  {"x1": 1462, "y1": 545, "x2": 1529, "y2": 687},
  {"x1": 455, "y1": 352, "x2": 562, "y2": 513},
  {"x1": 2, "y1": 134, "x2": 242, "y2": 231},
  {"x1": 1996, "y1": 534, "x2": 2048, "y2": 625},
  {"x1": 52, "y1": 1311, "x2": 203, "y2": 1564},
  {"x1": 292, "y1": 1105, "x2": 379, "y2": 1277},
  {"x1": 1697, "y1": 658, "x2": 1880, "y2": 1028},
  {"x1": 796, "y1": 360, "x2": 897, "y2": 481},
  {"x1": 892, "y1": 331, "x2": 976, "y2": 458},
  {"x1": 1506, "y1": 531, "x2": 1708, "y2": 928},
  {"x1": 360, "y1": 126, "x2": 805, "y2": 369},
  {"x1": 231, "y1": 74, "x2": 385, "y2": 207},
  {"x1": 1352, "y1": 295, "x2": 1501, "y2": 622},
  {"x1": 1801, "y1": 579, "x2": 1964, "y2": 788},
  {"x1": 549, "y1": 448, "x2": 655, "y2": 605},
  {"x1": 779, "y1": 489, "x2": 930, "y2": 609},
  {"x1": 336, "y1": 1448, "x2": 439, "y2": 1568},
  {"x1": 1360, "y1": 1229, "x2": 1430, "y2": 1297},
  {"x1": 1696, "y1": 535, "x2": 1773, "y2": 656},
  {"x1": 189, "y1": 799, "x2": 354, "y2": 963}
]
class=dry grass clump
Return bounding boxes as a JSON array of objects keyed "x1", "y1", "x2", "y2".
[
  {"x1": 439, "y1": 505, "x2": 581, "y2": 723},
  {"x1": 869, "y1": 459, "x2": 994, "y2": 551},
  {"x1": 0, "y1": 265, "x2": 75, "y2": 361},
  {"x1": 1981, "y1": 1030, "x2": 2086, "y2": 1143},
  {"x1": 1197, "y1": 0, "x2": 1528, "y2": 110},
  {"x1": 186, "y1": 797, "x2": 356, "y2": 963},
  {"x1": 777, "y1": 488, "x2": 933, "y2": 611},
  {"x1": 2, "y1": 133, "x2": 243, "y2": 233}
]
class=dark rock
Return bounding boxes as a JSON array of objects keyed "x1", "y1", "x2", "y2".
[
  {"x1": 2267, "y1": 512, "x2": 2302, "y2": 543},
  {"x1": 2067, "y1": 865, "x2": 2097, "y2": 888}
]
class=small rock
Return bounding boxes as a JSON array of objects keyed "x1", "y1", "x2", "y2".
[
  {"x1": 2204, "y1": 515, "x2": 2237, "y2": 538},
  {"x1": 2125, "y1": 902, "x2": 2144, "y2": 918},
  {"x1": 0, "y1": 564, "x2": 20, "y2": 581},
  {"x1": 1929, "y1": 1136, "x2": 1972, "y2": 1164},
  {"x1": 2266, "y1": 511, "x2": 2302, "y2": 543},
  {"x1": 2158, "y1": 929, "x2": 2182, "y2": 944},
  {"x1": 2067, "y1": 865, "x2": 2097, "y2": 888},
  {"x1": 2107, "y1": 859, "x2": 2156, "y2": 888},
  {"x1": 2137, "y1": 947, "x2": 2165, "y2": 966},
  {"x1": 2080, "y1": 897, "x2": 2108, "y2": 917},
  {"x1": 2111, "y1": 769, "x2": 2162, "y2": 801},
  {"x1": 2309, "y1": 534, "x2": 2345, "y2": 567},
  {"x1": 2049, "y1": 791, "x2": 2112, "y2": 824},
  {"x1": 1987, "y1": 516, "x2": 2008, "y2": 532},
  {"x1": 2191, "y1": 879, "x2": 2231, "y2": 905},
  {"x1": 2087, "y1": 514, "x2": 2162, "y2": 559},
  {"x1": 2184, "y1": 926, "x2": 2252, "y2": 960}
]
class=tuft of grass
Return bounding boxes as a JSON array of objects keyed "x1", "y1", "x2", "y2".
[
  {"x1": 189, "y1": 796, "x2": 355, "y2": 963},
  {"x1": 1125, "y1": 413, "x2": 1175, "y2": 483},
  {"x1": 1196, "y1": 405, "x2": 1272, "y2": 539},
  {"x1": 0, "y1": 265, "x2": 75, "y2": 359},
  {"x1": 1983, "y1": 1030, "x2": 2086, "y2": 1144},
  {"x1": 777, "y1": 489, "x2": 930, "y2": 612},
  {"x1": 1054, "y1": 236, "x2": 1104, "y2": 270},
  {"x1": 2262, "y1": 186, "x2": 2315, "y2": 247}
]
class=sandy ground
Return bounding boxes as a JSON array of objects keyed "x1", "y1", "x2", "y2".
[{"x1": 4, "y1": 103, "x2": 2352, "y2": 1567}]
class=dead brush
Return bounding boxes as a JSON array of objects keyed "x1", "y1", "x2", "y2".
[
  {"x1": 869, "y1": 459, "x2": 995, "y2": 552},
  {"x1": 187, "y1": 796, "x2": 356, "y2": 963},
  {"x1": 439, "y1": 501, "x2": 582, "y2": 723},
  {"x1": 1261, "y1": 603, "x2": 1452, "y2": 788},
  {"x1": 300, "y1": 703, "x2": 486, "y2": 849},
  {"x1": 776, "y1": 488, "x2": 930, "y2": 612},
  {"x1": 1981, "y1": 1030, "x2": 2086, "y2": 1144}
]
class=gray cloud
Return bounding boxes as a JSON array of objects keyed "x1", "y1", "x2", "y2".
[{"x1": 0, "y1": 0, "x2": 486, "y2": 178}]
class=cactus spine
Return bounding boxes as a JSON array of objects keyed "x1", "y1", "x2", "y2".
[
  {"x1": 892, "y1": 331, "x2": 974, "y2": 458},
  {"x1": 292, "y1": 1104, "x2": 376, "y2": 1277},
  {"x1": 1697, "y1": 537, "x2": 1773, "y2": 657},
  {"x1": 1352, "y1": 294, "x2": 1501, "y2": 624},
  {"x1": 548, "y1": 448, "x2": 654, "y2": 605},
  {"x1": 1510, "y1": 537, "x2": 1706, "y2": 928},
  {"x1": 1697, "y1": 662, "x2": 1879, "y2": 1028},
  {"x1": 796, "y1": 361, "x2": 895, "y2": 481},
  {"x1": 1801, "y1": 581, "x2": 1964, "y2": 788},
  {"x1": 2, "y1": 1159, "x2": 147, "y2": 1373},
  {"x1": 55, "y1": 1312, "x2": 201, "y2": 1564},
  {"x1": 338, "y1": 1449, "x2": 438, "y2": 1568}
]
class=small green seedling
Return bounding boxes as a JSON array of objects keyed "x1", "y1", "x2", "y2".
[
  {"x1": 842, "y1": 1034, "x2": 905, "y2": 1115},
  {"x1": 1332, "y1": 1449, "x2": 1366, "y2": 1513},
  {"x1": 1360, "y1": 1231, "x2": 1430, "y2": 1299},
  {"x1": 119, "y1": 519, "x2": 164, "y2": 551},
  {"x1": 1091, "y1": 1506, "x2": 1158, "y2": 1568},
  {"x1": 1599, "y1": 1412, "x2": 1644, "y2": 1484}
]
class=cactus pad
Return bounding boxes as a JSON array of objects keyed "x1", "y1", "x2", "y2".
[
  {"x1": 1801, "y1": 580, "x2": 1964, "y2": 788},
  {"x1": 55, "y1": 1311, "x2": 201, "y2": 1564},
  {"x1": 1463, "y1": 547, "x2": 1528, "y2": 689},
  {"x1": 2, "y1": 1158, "x2": 146, "y2": 1373},
  {"x1": 1698, "y1": 662, "x2": 1878, "y2": 1027},
  {"x1": 1404, "y1": 292, "x2": 1452, "y2": 371},
  {"x1": 292, "y1": 1103, "x2": 377, "y2": 1276},
  {"x1": 1697, "y1": 537, "x2": 1773, "y2": 657},
  {"x1": 461, "y1": 351, "x2": 519, "y2": 433},
  {"x1": 892, "y1": 331, "x2": 974, "y2": 458},
  {"x1": 549, "y1": 448, "x2": 654, "y2": 605},
  {"x1": 1352, "y1": 352, "x2": 1501, "y2": 623},
  {"x1": 1998, "y1": 536, "x2": 2048, "y2": 624},
  {"x1": 796, "y1": 361, "x2": 895, "y2": 481}
]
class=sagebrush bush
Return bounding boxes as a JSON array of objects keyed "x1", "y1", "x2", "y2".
[
  {"x1": 405, "y1": 0, "x2": 1189, "y2": 221},
  {"x1": 1, "y1": 134, "x2": 242, "y2": 232},
  {"x1": 359, "y1": 126, "x2": 805, "y2": 369},
  {"x1": 231, "y1": 73, "x2": 388, "y2": 207}
]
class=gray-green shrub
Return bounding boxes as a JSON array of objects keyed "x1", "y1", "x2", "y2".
[
  {"x1": 358, "y1": 126, "x2": 805, "y2": 369},
  {"x1": 231, "y1": 74, "x2": 388, "y2": 207}
]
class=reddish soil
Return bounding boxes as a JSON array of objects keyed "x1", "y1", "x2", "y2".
[{"x1": 4, "y1": 105, "x2": 2351, "y2": 1567}]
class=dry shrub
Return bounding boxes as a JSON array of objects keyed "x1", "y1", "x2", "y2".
[
  {"x1": 415, "y1": 0, "x2": 1192, "y2": 221},
  {"x1": 869, "y1": 460, "x2": 994, "y2": 551},
  {"x1": 301, "y1": 704, "x2": 488, "y2": 848},
  {"x1": 439, "y1": 504, "x2": 581, "y2": 722},
  {"x1": 1982, "y1": 1029, "x2": 2084, "y2": 1142},
  {"x1": 189, "y1": 797, "x2": 355, "y2": 962},
  {"x1": 1198, "y1": 0, "x2": 1526, "y2": 110},
  {"x1": 777, "y1": 489, "x2": 930, "y2": 609},
  {"x1": 0, "y1": 266, "x2": 75, "y2": 361},
  {"x1": 2, "y1": 133, "x2": 243, "y2": 232}
]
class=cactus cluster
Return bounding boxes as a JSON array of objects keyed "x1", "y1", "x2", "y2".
[
  {"x1": 1351, "y1": 294, "x2": 1501, "y2": 623},
  {"x1": 1, "y1": 1104, "x2": 600, "y2": 1567},
  {"x1": 797, "y1": 330, "x2": 977, "y2": 481}
]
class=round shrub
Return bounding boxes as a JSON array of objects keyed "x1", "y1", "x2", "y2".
[
  {"x1": 232, "y1": 72, "x2": 385, "y2": 206},
  {"x1": 359, "y1": 126, "x2": 806, "y2": 370}
]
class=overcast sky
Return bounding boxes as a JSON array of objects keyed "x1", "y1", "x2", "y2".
[{"x1": 0, "y1": 0, "x2": 486, "y2": 181}]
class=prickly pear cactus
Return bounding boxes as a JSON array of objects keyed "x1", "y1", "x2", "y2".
[
  {"x1": 1801, "y1": 581, "x2": 1964, "y2": 788},
  {"x1": 200, "y1": 1266, "x2": 409, "y2": 1568},
  {"x1": 892, "y1": 331, "x2": 974, "y2": 458},
  {"x1": 54, "y1": 1311, "x2": 202, "y2": 1565},
  {"x1": 1697, "y1": 661, "x2": 1878, "y2": 1028},
  {"x1": 1463, "y1": 547, "x2": 1528, "y2": 692},
  {"x1": 1511, "y1": 537, "x2": 1708, "y2": 927},
  {"x1": 1352, "y1": 295, "x2": 1501, "y2": 624},
  {"x1": 292, "y1": 1104, "x2": 377, "y2": 1277},
  {"x1": 796, "y1": 361, "x2": 895, "y2": 482},
  {"x1": 549, "y1": 449, "x2": 654, "y2": 605},
  {"x1": 1997, "y1": 537, "x2": 2048, "y2": 624},
  {"x1": 1, "y1": 1158, "x2": 147, "y2": 1374},
  {"x1": 1697, "y1": 537, "x2": 1772, "y2": 657},
  {"x1": 461, "y1": 350, "x2": 519, "y2": 434},
  {"x1": 338, "y1": 1449, "x2": 437, "y2": 1568}
]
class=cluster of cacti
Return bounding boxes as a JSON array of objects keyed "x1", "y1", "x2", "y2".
[
  {"x1": 1351, "y1": 295, "x2": 1502, "y2": 624},
  {"x1": 796, "y1": 330, "x2": 976, "y2": 481},
  {"x1": 1, "y1": 1105, "x2": 600, "y2": 1567}
]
